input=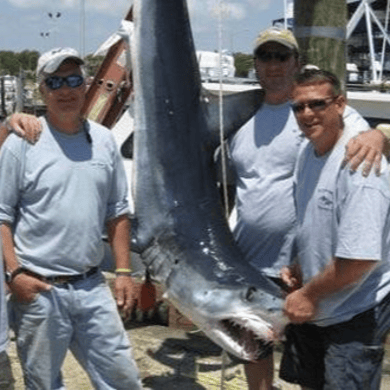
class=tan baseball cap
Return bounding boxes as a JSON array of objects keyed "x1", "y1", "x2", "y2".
[{"x1": 254, "y1": 27, "x2": 299, "y2": 54}]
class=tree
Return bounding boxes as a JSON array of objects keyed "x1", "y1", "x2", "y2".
[
  {"x1": 83, "y1": 54, "x2": 105, "y2": 77},
  {"x1": 234, "y1": 52, "x2": 253, "y2": 78},
  {"x1": 0, "y1": 50, "x2": 40, "y2": 78}
]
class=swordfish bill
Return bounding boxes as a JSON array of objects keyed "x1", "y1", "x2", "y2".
[{"x1": 129, "y1": 0, "x2": 288, "y2": 361}]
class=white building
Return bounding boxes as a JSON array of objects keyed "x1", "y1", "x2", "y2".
[{"x1": 196, "y1": 50, "x2": 236, "y2": 80}]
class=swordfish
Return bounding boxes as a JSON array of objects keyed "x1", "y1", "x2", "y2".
[{"x1": 128, "y1": 0, "x2": 289, "y2": 361}]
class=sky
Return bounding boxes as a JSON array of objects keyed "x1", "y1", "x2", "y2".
[{"x1": 0, "y1": 0, "x2": 290, "y2": 57}]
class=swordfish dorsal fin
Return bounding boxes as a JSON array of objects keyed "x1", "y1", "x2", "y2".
[{"x1": 202, "y1": 87, "x2": 265, "y2": 149}]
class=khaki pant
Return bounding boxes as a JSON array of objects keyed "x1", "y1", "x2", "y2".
[{"x1": 0, "y1": 351, "x2": 14, "y2": 390}]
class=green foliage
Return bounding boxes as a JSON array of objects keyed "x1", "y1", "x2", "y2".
[
  {"x1": 0, "y1": 50, "x2": 39, "y2": 78},
  {"x1": 83, "y1": 54, "x2": 105, "y2": 77},
  {"x1": 234, "y1": 52, "x2": 254, "y2": 78},
  {"x1": 0, "y1": 51, "x2": 104, "y2": 81}
]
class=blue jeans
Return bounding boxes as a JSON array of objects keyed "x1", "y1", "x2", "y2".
[{"x1": 9, "y1": 271, "x2": 142, "y2": 390}]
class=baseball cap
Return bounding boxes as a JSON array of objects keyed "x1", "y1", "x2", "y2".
[
  {"x1": 254, "y1": 27, "x2": 299, "y2": 54},
  {"x1": 36, "y1": 47, "x2": 84, "y2": 78}
]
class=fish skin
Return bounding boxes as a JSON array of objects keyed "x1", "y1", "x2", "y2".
[{"x1": 128, "y1": 0, "x2": 289, "y2": 361}]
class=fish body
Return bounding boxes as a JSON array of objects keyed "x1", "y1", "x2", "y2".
[{"x1": 129, "y1": 0, "x2": 288, "y2": 361}]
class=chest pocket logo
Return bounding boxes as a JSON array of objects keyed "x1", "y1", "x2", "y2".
[{"x1": 317, "y1": 189, "x2": 334, "y2": 210}]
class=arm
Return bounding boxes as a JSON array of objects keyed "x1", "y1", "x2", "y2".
[
  {"x1": 343, "y1": 128, "x2": 386, "y2": 176},
  {"x1": 1, "y1": 223, "x2": 51, "y2": 303},
  {"x1": 376, "y1": 124, "x2": 390, "y2": 156},
  {"x1": 106, "y1": 214, "x2": 135, "y2": 313},
  {"x1": 284, "y1": 257, "x2": 377, "y2": 323},
  {"x1": 0, "y1": 113, "x2": 42, "y2": 149}
]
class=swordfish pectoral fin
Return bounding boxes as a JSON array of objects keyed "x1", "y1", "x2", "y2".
[
  {"x1": 202, "y1": 88, "x2": 265, "y2": 148},
  {"x1": 129, "y1": 215, "x2": 143, "y2": 253},
  {"x1": 121, "y1": 132, "x2": 134, "y2": 159}
]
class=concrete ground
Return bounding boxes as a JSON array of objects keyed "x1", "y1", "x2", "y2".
[
  {"x1": 7, "y1": 272, "x2": 390, "y2": 389},
  {"x1": 8, "y1": 321, "x2": 390, "y2": 390}
]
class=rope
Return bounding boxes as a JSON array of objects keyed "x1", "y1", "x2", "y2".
[
  {"x1": 217, "y1": 0, "x2": 230, "y2": 223},
  {"x1": 217, "y1": 2, "x2": 230, "y2": 389}
]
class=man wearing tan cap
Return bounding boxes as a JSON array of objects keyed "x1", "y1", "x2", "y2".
[
  {"x1": 0, "y1": 47, "x2": 142, "y2": 389},
  {"x1": 227, "y1": 26, "x2": 386, "y2": 390}
]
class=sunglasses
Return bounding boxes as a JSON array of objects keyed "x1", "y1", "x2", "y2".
[
  {"x1": 291, "y1": 97, "x2": 338, "y2": 114},
  {"x1": 45, "y1": 74, "x2": 84, "y2": 90},
  {"x1": 255, "y1": 51, "x2": 293, "y2": 63}
]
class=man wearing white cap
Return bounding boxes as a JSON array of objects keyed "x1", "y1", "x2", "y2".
[
  {"x1": 0, "y1": 48, "x2": 142, "y2": 389},
  {"x1": 226, "y1": 27, "x2": 387, "y2": 390}
]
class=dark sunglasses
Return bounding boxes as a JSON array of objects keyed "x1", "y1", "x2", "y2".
[
  {"x1": 45, "y1": 74, "x2": 84, "y2": 90},
  {"x1": 255, "y1": 51, "x2": 292, "y2": 63},
  {"x1": 291, "y1": 97, "x2": 338, "y2": 114}
]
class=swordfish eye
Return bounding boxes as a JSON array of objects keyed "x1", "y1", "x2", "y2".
[{"x1": 245, "y1": 286, "x2": 257, "y2": 302}]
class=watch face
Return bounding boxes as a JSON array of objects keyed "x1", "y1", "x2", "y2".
[{"x1": 5, "y1": 271, "x2": 12, "y2": 283}]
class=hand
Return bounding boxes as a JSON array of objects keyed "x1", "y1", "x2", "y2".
[
  {"x1": 7, "y1": 113, "x2": 42, "y2": 144},
  {"x1": 8, "y1": 273, "x2": 52, "y2": 303},
  {"x1": 343, "y1": 129, "x2": 385, "y2": 176},
  {"x1": 284, "y1": 288, "x2": 318, "y2": 324},
  {"x1": 114, "y1": 274, "x2": 136, "y2": 315},
  {"x1": 280, "y1": 264, "x2": 302, "y2": 293}
]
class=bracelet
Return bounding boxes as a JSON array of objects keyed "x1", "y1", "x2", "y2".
[
  {"x1": 115, "y1": 268, "x2": 132, "y2": 273},
  {"x1": 116, "y1": 272, "x2": 132, "y2": 277}
]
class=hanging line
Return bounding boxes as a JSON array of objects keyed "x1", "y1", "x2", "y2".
[
  {"x1": 218, "y1": 0, "x2": 230, "y2": 223},
  {"x1": 217, "y1": 2, "x2": 230, "y2": 389}
]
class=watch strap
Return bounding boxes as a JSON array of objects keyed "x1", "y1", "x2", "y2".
[{"x1": 6, "y1": 267, "x2": 25, "y2": 283}]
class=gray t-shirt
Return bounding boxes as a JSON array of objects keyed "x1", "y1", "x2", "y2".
[
  {"x1": 229, "y1": 102, "x2": 368, "y2": 277},
  {"x1": 294, "y1": 126, "x2": 390, "y2": 327},
  {"x1": 0, "y1": 117, "x2": 129, "y2": 277},
  {"x1": 229, "y1": 102, "x2": 303, "y2": 277},
  {"x1": 0, "y1": 235, "x2": 8, "y2": 352}
]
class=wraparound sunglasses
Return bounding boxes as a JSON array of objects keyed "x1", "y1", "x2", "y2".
[{"x1": 45, "y1": 74, "x2": 84, "y2": 90}]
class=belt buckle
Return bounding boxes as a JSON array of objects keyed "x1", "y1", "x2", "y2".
[{"x1": 51, "y1": 275, "x2": 71, "y2": 285}]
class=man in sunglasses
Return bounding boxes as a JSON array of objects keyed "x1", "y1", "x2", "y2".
[
  {"x1": 279, "y1": 68, "x2": 390, "y2": 390},
  {"x1": 0, "y1": 48, "x2": 142, "y2": 389},
  {"x1": 226, "y1": 27, "x2": 389, "y2": 390}
]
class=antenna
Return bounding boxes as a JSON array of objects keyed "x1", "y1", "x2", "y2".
[{"x1": 80, "y1": 0, "x2": 86, "y2": 58}]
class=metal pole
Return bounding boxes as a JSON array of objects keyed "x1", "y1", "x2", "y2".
[
  {"x1": 379, "y1": 0, "x2": 390, "y2": 81},
  {"x1": 0, "y1": 77, "x2": 7, "y2": 119},
  {"x1": 284, "y1": 0, "x2": 288, "y2": 29},
  {"x1": 15, "y1": 70, "x2": 24, "y2": 113},
  {"x1": 294, "y1": 0, "x2": 347, "y2": 89},
  {"x1": 364, "y1": 0, "x2": 377, "y2": 83},
  {"x1": 80, "y1": 0, "x2": 86, "y2": 57}
]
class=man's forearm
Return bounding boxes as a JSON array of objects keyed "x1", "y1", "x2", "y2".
[
  {"x1": 106, "y1": 214, "x2": 131, "y2": 270},
  {"x1": 0, "y1": 223, "x2": 19, "y2": 272},
  {"x1": 284, "y1": 257, "x2": 378, "y2": 323},
  {"x1": 301, "y1": 257, "x2": 377, "y2": 302}
]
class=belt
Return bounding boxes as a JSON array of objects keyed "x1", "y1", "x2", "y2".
[{"x1": 21, "y1": 267, "x2": 99, "y2": 285}]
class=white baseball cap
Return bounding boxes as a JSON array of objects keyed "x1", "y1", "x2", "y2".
[{"x1": 36, "y1": 47, "x2": 84, "y2": 78}]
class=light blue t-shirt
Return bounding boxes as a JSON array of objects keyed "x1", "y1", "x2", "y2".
[
  {"x1": 0, "y1": 235, "x2": 8, "y2": 352},
  {"x1": 229, "y1": 102, "x2": 303, "y2": 276},
  {"x1": 229, "y1": 102, "x2": 368, "y2": 277},
  {"x1": 294, "y1": 125, "x2": 390, "y2": 327},
  {"x1": 0, "y1": 117, "x2": 129, "y2": 277}
]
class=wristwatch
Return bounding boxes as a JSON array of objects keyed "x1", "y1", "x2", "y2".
[{"x1": 4, "y1": 267, "x2": 25, "y2": 284}]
